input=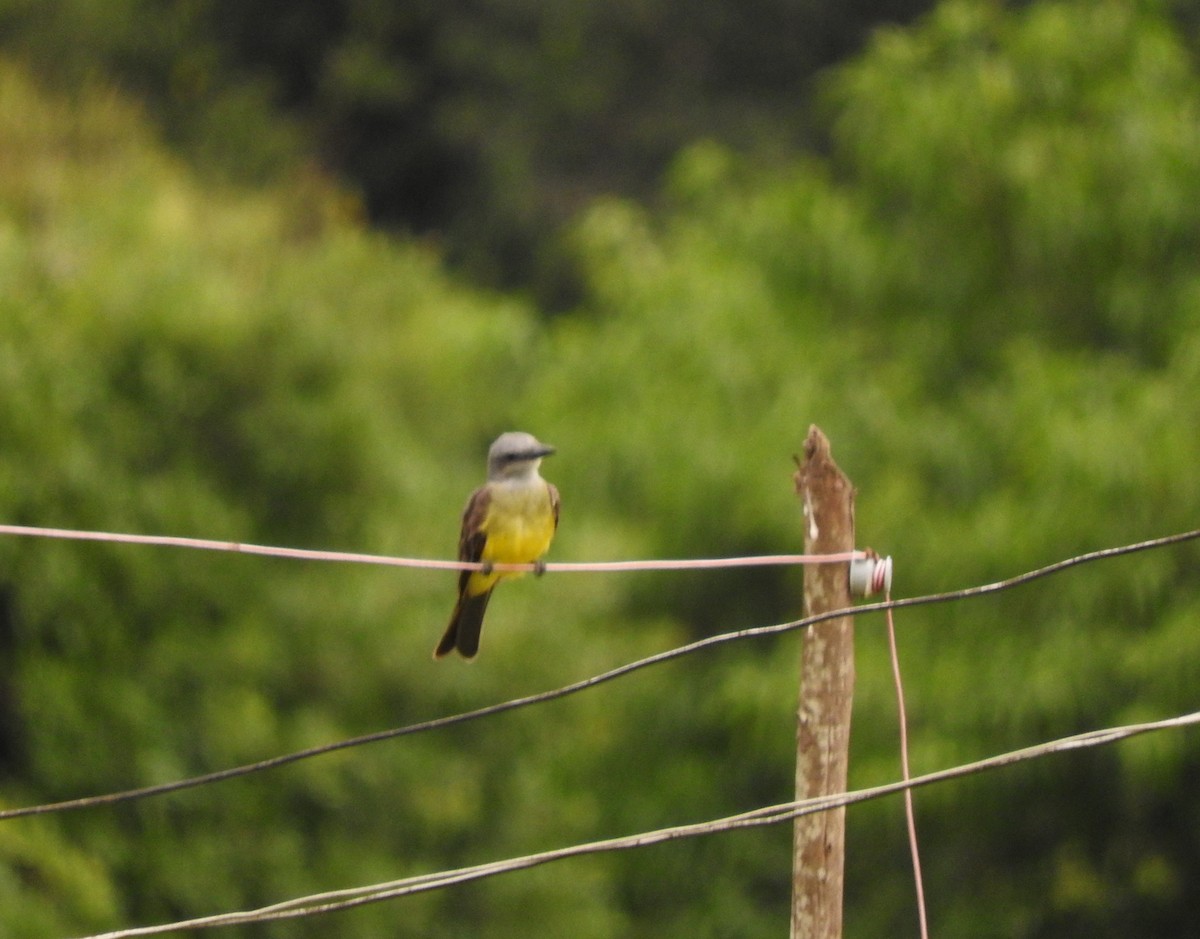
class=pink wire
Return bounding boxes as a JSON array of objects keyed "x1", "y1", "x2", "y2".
[
  {"x1": 0, "y1": 524, "x2": 862, "y2": 572},
  {"x1": 886, "y1": 594, "x2": 930, "y2": 939}
]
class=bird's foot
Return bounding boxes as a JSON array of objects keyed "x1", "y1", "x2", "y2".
[
  {"x1": 533, "y1": 560, "x2": 547, "y2": 577},
  {"x1": 480, "y1": 561, "x2": 494, "y2": 575}
]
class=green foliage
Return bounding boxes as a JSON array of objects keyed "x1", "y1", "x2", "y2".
[
  {"x1": 830, "y1": 0, "x2": 1200, "y2": 364},
  {"x1": 531, "y1": 1, "x2": 1200, "y2": 934},
  {"x1": 0, "y1": 0, "x2": 304, "y2": 182},
  {"x1": 1, "y1": 0, "x2": 1200, "y2": 936},
  {"x1": 0, "y1": 0, "x2": 940, "y2": 304},
  {"x1": 0, "y1": 60, "x2": 576, "y2": 935},
  {"x1": 194, "y1": 0, "x2": 936, "y2": 298}
]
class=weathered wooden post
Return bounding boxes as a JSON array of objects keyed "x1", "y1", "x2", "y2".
[{"x1": 791, "y1": 425, "x2": 856, "y2": 939}]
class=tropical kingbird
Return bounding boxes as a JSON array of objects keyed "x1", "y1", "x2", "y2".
[{"x1": 434, "y1": 431, "x2": 560, "y2": 660}]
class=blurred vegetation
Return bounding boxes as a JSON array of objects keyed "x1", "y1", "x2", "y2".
[
  {"x1": 0, "y1": 0, "x2": 937, "y2": 306},
  {"x1": 0, "y1": 0, "x2": 1198, "y2": 936}
]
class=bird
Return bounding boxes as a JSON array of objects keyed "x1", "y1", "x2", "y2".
[{"x1": 434, "y1": 431, "x2": 560, "y2": 659}]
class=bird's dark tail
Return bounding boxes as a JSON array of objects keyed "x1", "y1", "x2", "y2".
[{"x1": 433, "y1": 588, "x2": 493, "y2": 659}]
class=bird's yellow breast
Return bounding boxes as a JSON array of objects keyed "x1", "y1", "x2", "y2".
[
  {"x1": 463, "y1": 482, "x2": 555, "y2": 597},
  {"x1": 479, "y1": 484, "x2": 556, "y2": 566}
]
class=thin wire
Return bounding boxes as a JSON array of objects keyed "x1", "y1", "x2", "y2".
[
  {"x1": 0, "y1": 523, "x2": 860, "y2": 571},
  {"x1": 886, "y1": 595, "x2": 928, "y2": 939},
  {"x1": 3, "y1": 528, "x2": 1198, "y2": 823},
  {"x1": 76, "y1": 708, "x2": 1200, "y2": 938}
]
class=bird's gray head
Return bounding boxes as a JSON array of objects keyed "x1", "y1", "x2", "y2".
[{"x1": 486, "y1": 431, "x2": 556, "y2": 481}]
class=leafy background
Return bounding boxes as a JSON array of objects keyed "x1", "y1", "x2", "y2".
[{"x1": 0, "y1": 0, "x2": 1198, "y2": 935}]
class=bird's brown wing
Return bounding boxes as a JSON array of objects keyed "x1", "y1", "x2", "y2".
[
  {"x1": 548, "y1": 482, "x2": 561, "y2": 532},
  {"x1": 455, "y1": 485, "x2": 491, "y2": 593},
  {"x1": 433, "y1": 486, "x2": 493, "y2": 659}
]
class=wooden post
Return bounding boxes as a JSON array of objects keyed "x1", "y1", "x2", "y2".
[{"x1": 790, "y1": 425, "x2": 856, "y2": 939}]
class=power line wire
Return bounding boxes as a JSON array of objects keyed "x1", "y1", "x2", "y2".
[
  {"x1": 0, "y1": 523, "x2": 859, "y2": 571},
  {"x1": 3, "y1": 527, "x2": 1197, "y2": 823},
  {"x1": 76, "y1": 708, "x2": 1200, "y2": 938},
  {"x1": 884, "y1": 596, "x2": 927, "y2": 938}
]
